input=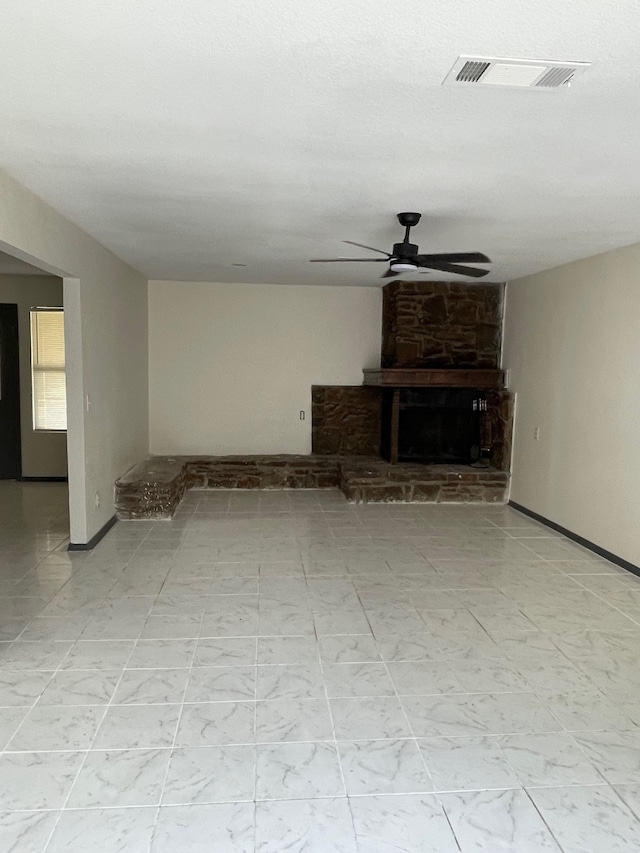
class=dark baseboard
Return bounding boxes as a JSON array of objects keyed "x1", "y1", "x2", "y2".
[
  {"x1": 509, "y1": 500, "x2": 640, "y2": 578},
  {"x1": 68, "y1": 515, "x2": 117, "y2": 552},
  {"x1": 19, "y1": 476, "x2": 68, "y2": 483}
]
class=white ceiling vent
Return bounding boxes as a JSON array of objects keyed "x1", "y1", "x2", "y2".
[{"x1": 443, "y1": 56, "x2": 591, "y2": 89}]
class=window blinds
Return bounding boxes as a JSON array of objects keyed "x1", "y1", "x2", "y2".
[{"x1": 30, "y1": 309, "x2": 67, "y2": 431}]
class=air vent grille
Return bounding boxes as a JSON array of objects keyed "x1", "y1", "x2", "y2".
[
  {"x1": 443, "y1": 56, "x2": 590, "y2": 89},
  {"x1": 535, "y1": 67, "x2": 576, "y2": 88},
  {"x1": 456, "y1": 61, "x2": 490, "y2": 83}
]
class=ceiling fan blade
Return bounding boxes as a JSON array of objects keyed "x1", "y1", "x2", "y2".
[
  {"x1": 343, "y1": 240, "x2": 391, "y2": 257},
  {"x1": 416, "y1": 252, "x2": 491, "y2": 265},
  {"x1": 380, "y1": 268, "x2": 400, "y2": 279},
  {"x1": 310, "y1": 257, "x2": 388, "y2": 263},
  {"x1": 418, "y1": 261, "x2": 490, "y2": 278}
]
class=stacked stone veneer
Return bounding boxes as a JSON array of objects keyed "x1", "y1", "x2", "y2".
[
  {"x1": 184, "y1": 456, "x2": 339, "y2": 490},
  {"x1": 115, "y1": 455, "x2": 341, "y2": 519},
  {"x1": 340, "y1": 459, "x2": 508, "y2": 504},
  {"x1": 485, "y1": 389, "x2": 515, "y2": 472},
  {"x1": 115, "y1": 455, "x2": 509, "y2": 519},
  {"x1": 382, "y1": 281, "x2": 503, "y2": 368},
  {"x1": 311, "y1": 386, "x2": 381, "y2": 455}
]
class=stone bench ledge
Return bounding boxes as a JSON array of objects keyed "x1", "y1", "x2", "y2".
[
  {"x1": 116, "y1": 457, "x2": 184, "y2": 486},
  {"x1": 115, "y1": 454, "x2": 510, "y2": 518}
]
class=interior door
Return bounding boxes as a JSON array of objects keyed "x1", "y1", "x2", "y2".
[{"x1": 0, "y1": 304, "x2": 22, "y2": 479}]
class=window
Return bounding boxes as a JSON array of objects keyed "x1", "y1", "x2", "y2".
[{"x1": 30, "y1": 308, "x2": 67, "y2": 431}]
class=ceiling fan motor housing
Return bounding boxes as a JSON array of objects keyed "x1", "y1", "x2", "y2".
[
  {"x1": 393, "y1": 242, "x2": 419, "y2": 259},
  {"x1": 397, "y1": 212, "x2": 422, "y2": 227}
]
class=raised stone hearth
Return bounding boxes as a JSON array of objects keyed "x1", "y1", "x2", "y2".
[
  {"x1": 340, "y1": 459, "x2": 508, "y2": 504},
  {"x1": 115, "y1": 455, "x2": 509, "y2": 519},
  {"x1": 115, "y1": 455, "x2": 340, "y2": 519}
]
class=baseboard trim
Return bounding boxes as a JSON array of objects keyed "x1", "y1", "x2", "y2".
[
  {"x1": 19, "y1": 476, "x2": 68, "y2": 483},
  {"x1": 509, "y1": 500, "x2": 640, "y2": 578},
  {"x1": 68, "y1": 515, "x2": 117, "y2": 552}
]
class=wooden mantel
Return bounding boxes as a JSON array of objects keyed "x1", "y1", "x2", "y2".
[{"x1": 363, "y1": 368, "x2": 505, "y2": 389}]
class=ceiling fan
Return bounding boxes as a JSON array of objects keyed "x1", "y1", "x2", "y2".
[{"x1": 310, "y1": 212, "x2": 491, "y2": 278}]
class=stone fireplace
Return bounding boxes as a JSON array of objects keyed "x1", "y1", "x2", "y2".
[
  {"x1": 311, "y1": 279, "x2": 513, "y2": 502},
  {"x1": 116, "y1": 280, "x2": 513, "y2": 516}
]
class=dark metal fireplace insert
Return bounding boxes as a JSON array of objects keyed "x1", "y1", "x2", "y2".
[{"x1": 382, "y1": 388, "x2": 487, "y2": 465}]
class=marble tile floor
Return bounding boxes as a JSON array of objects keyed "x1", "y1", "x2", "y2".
[{"x1": 1, "y1": 482, "x2": 640, "y2": 850}]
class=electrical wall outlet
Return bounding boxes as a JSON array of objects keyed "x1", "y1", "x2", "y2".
[
  {"x1": 94, "y1": 491, "x2": 101, "y2": 509},
  {"x1": 533, "y1": 426, "x2": 540, "y2": 441},
  {"x1": 299, "y1": 411, "x2": 306, "y2": 421}
]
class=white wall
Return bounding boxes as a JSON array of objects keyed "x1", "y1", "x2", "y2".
[
  {"x1": 0, "y1": 275, "x2": 67, "y2": 477},
  {"x1": 0, "y1": 170, "x2": 148, "y2": 544},
  {"x1": 149, "y1": 281, "x2": 381, "y2": 455},
  {"x1": 503, "y1": 243, "x2": 640, "y2": 566}
]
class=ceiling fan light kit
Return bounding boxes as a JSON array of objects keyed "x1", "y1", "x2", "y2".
[
  {"x1": 310, "y1": 212, "x2": 491, "y2": 279},
  {"x1": 390, "y1": 261, "x2": 418, "y2": 273}
]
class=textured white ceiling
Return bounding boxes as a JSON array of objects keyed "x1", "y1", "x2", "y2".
[{"x1": 1, "y1": 0, "x2": 639, "y2": 285}]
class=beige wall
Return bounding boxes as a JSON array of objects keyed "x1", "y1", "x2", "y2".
[
  {"x1": 503, "y1": 243, "x2": 640, "y2": 566},
  {"x1": 0, "y1": 275, "x2": 67, "y2": 477},
  {"x1": 149, "y1": 281, "x2": 382, "y2": 455},
  {"x1": 0, "y1": 170, "x2": 148, "y2": 544}
]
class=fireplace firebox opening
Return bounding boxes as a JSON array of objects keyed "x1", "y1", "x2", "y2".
[{"x1": 382, "y1": 388, "x2": 488, "y2": 465}]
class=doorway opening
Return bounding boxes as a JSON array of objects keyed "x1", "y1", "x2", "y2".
[
  {"x1": 0, "y1": 245, "x2": 79, "y2": 547},
  {"x1": 0, "y1": 303, "x2": 21, "y2": 478}
]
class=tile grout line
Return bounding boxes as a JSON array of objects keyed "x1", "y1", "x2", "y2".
[
  {"x1": 149, "y1": 606, "x2": 204, "y2": 836},
  {"x1": 38, "y1": 605, "x2": 151, "y2": 850},
  {"x1": 27, "y1": 539, "x2": 169, "y2": 850},
  {"x1": 252, "y1": 560, "x2": 260, "y2": 852},
  {"x1": 378, "y1": 555, "x2": 441, "y2": 798},
  {"x1": 310, "y1": 583, "x2": 359, "y2": 848},
  {"x1": 522, "y1": 785, "x2": 569, "y2": 852}
]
